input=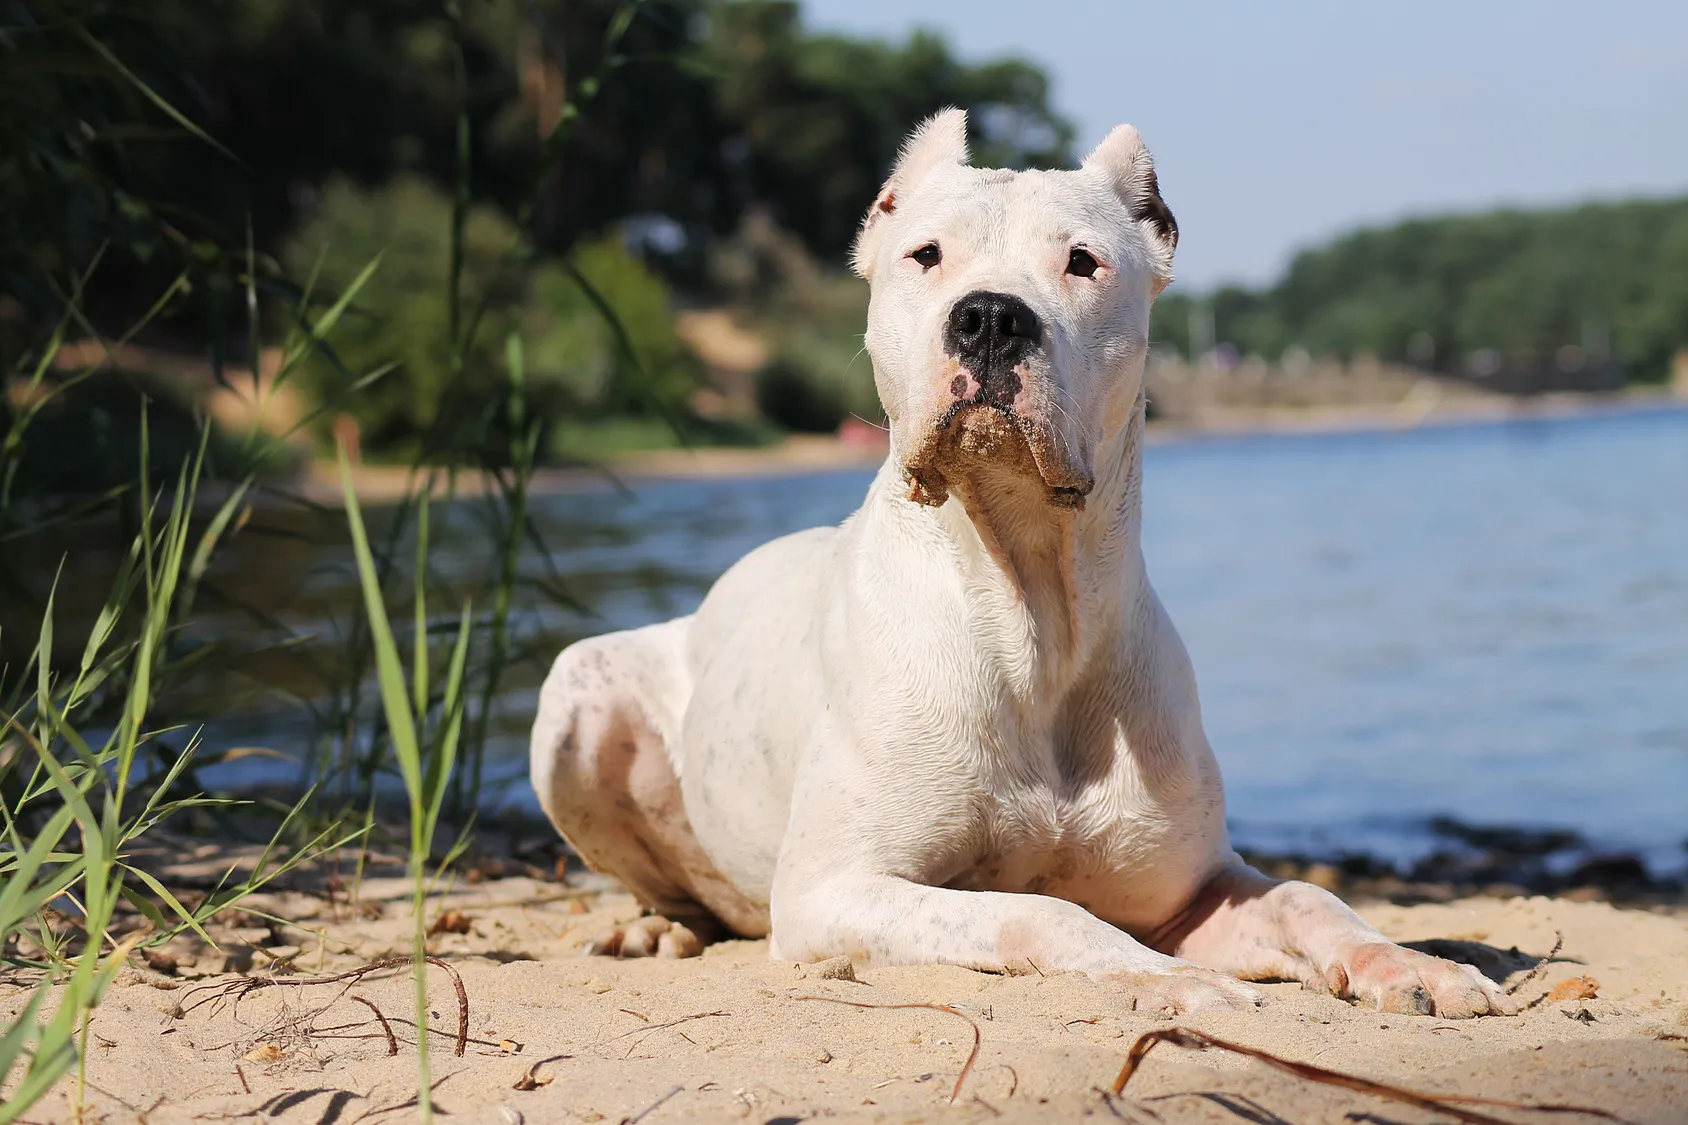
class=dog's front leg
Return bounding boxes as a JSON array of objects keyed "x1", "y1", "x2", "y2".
[
  {"x1": 1151, "y1": 862, "x2": 1516, "y2": 1018},
  {"x1": 771, "y1": 871, "x2": 1264, "y2": 1014}
]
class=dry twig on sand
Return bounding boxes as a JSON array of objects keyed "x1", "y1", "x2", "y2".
[
  {"x1": 176, "y1": 955, "x2": 470, "y2": 1057},
  {"x1": 793, "y1": 995, "x2": 981, "y2": 1106},
  {"x1": 1110, "y1": 1027, "x2": 1634, "y2": 1125},
  {"x1": 512, "y1": 1055, "x2": 568, "y2": 1091},
  {"x1": 1509, "y1": 930, "x2": 1566, "y2": 997},
  {"x1": 621, "y1": 1084, "x2": 682, "y2": 1125},
  {"x1": 351, "y1": 995, "x2": 400, "y2": 1056},
  {"x1": 598, "y1": 1010, "x2": 729, "y2": 1059}
]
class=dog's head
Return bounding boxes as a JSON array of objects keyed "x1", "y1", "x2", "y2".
[{"x1": 854, "y1": 109, "x2": 1177, "y2": 509}]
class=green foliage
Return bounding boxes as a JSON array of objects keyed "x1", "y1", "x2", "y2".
[
  {"x1": 283, "y1": 177, "x2": 698, "y2": 457},
  {"x1": 527, "y1": 236, "x2": 696, "y2": 417},
  {"x1": 0, "y1": 430, "x2": 341, "y2": 1122},
  {"x1": 703, "y1": 0, "x2": 1074, "y2": 258},
  {"x1": 1157, "y1": 197, "x2": 1688, "y2": 382},
  {"x1": 0, "y1": 1, "x2": 215, "y2": 328},
  {"x1": 282, "y1": 175, "x2": 525, "y2": 454},
  {"x1": 754, "y1": 329, "x2": 879, "y2": 434}
]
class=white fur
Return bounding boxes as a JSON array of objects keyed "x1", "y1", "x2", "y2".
[{"x1": 530, "y1": 112, "x2": 1515, "y2": 1018}]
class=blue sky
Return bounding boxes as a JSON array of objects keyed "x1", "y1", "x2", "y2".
[{"x1": 799, "y1": 0, "x2": 1688, "y2": 290}]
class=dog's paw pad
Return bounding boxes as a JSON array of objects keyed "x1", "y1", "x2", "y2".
[
  {"x1": 1336, "y1": 942, "x2": 1516, "y2": 1019},
  {"x1": 1106, "y1": 968, "x2": 1266, "y2": 1015},
  {"x1": 583, "y1": 915, "x2": 703, "y2": 959}
]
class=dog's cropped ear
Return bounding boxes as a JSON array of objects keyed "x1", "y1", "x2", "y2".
[
  {"x1": 852, "y1": 108, "x2": 970, "y2": 279},
  {"x1": 1084, "y1": 125, "x2": 1177, "y2": 292}
]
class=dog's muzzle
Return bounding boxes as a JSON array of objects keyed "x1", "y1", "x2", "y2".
[{"x1": 901, "y1": 291, "x2": 1093, "y2": 510}]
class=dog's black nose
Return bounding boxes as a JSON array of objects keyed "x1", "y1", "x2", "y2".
[{"x1": 944, "y1": 291, "x2": 1041, "y2": 404}]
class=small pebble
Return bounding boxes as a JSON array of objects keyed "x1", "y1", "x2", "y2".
[{"x1": 815, "y1": 955, "x2": 857, "y2": 982}]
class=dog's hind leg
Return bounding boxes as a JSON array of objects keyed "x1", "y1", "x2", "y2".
[{"x1": 530, "y1": 617, "x2": 746, "y2": 957}]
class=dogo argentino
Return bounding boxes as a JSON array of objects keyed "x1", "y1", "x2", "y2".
[{"x1": 531, "y1": 110, "x2": 1515, "y2": 1017}]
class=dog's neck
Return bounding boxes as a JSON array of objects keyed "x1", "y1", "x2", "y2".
[{"x1": 890, "y1": 393, "x2": 1147, "y2": 691}]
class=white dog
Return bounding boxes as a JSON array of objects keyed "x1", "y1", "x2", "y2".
[{"x1": 531, "y1": 110, "x2": 1514, "y2": 1017}]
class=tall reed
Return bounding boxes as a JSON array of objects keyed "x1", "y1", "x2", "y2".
[{"x1": 340, "y1": 452, "x2": 472, "y2": 1124}]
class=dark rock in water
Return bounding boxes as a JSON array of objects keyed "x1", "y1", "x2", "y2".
[
  {"x1": 1569, "y1": 853, "x2": 1649, "y2": 886},
  {"x1": 1235, "y1": 824, "x2": 1681, "y2": 908},
  {"x1": 1336, "y1": 853, "x2": 1393, "y2": 878},
  {"x1": 1426, "y1": 816, "x2": 1585, "y2": 858}
]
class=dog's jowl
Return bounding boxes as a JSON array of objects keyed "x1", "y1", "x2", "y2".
[{"x1": 530, "y1": 109, "x2": 1514, "y2": 1018}]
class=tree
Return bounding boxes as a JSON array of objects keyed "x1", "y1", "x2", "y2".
[
  {"x1": 1160, "y1": 198, "x2": 1688, "y2": 382},
  {"x1": 702, "y1": 0, "x2": 1074, "y2": 258}
]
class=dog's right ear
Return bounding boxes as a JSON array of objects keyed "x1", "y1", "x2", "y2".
[
  {"x1": 852, "y1": 108, "x2": 970, "y2": 279},
  {"x1": 1084, "y1": 125, "x2": 1178, "y2": 291}
]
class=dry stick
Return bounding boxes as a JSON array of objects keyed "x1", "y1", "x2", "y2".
[
  {"x1": 599, "y1": 1010, "x2": 729, "y2": 1060},
  {"x1": 351, "y1": 996, "x2": 399, "y2": 1056},
  {"x1": 1109, "y1": 1027, "x2": 1635, "y2": 1125},
  {"x1": 1508, "y1": 930, "x2": 1566, "y2": 996},
  {"x1": 793, "y1": 995, "x2": 982, "y2": 1106},
  {"x1": 513, "y1": 1055, "x2": 569, "y2": 1091},
  {"x1": 177, "y1": 956, "x2": 469, "y2": 1057},
  {"x1": 620, "y1": 1084, "x2": 682, "y2": 1125}
]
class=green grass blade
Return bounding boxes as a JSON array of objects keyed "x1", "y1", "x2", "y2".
[
  {"x1": 338, "y1": 449, "x2": 423, "y2": 811},
  {"x1": 423, "y1": 602, "x2": 473, "y2": 848},
  {"x1": 413, "y1": 490, "x2": 431, "y2": 718},
  {"x1": 0, "y1": 983, "x2": 75, "y2": 1125},
  {"x1": 0, "y1": 801, "x2": 82, "y2": 936},
  {"x1": 120, "y1": 864, "x2": 216, "y2": 946},
  {"x1": 280, "y1": 254, "x2": 384, "y2": 373},
  {"x1": 67, "y1": 534, "x2": 145, "y2": 711},
  {"x1": 71, "y1": 24, "x2": 242, "y2": 166}
]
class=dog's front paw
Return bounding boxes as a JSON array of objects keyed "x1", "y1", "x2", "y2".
[
  {"x1": 583, "y1": 915, "x2": 703, "y2": 959},
  {"x1": 1327, "y1": 942, "x2": 1516, "y2": 1018},
  {"x1": 1105, "y1": 967, "x2": 1267, "y2": 1015}
]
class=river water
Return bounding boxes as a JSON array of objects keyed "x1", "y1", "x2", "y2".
[{"x1": 202, "y1": 403, "x2": 1688, "y2": 875}]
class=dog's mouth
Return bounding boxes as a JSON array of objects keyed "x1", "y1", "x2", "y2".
[{"x1": 903, "y1": 400, "x2": 1093, "y2": 510}]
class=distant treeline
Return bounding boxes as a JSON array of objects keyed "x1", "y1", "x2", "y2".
[{"x1": 1153, "y1": 196, "x2": 1688, "y2": 383}]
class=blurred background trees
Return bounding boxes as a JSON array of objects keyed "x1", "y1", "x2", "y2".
[
  {"x1": 1, "y1": 0, "x2": 1078, "y2": 470},
  {"x1": 4, "y1": 0, "x2": 1686, "y2": 487},
  {"x1": 1153, "y1": 199, "x2": 1688, "y2": 380}
]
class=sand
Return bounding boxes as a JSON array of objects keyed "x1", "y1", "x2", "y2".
[{"x1": 7, "y1": 864, "x2": 1686, "y2": 1125}]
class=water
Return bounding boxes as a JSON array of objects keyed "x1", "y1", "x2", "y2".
[
  {"x1": 201, "y1": 404, "x2": 1688, "y2": 873},
  {"x1": 1144, "y1": 407, "x2": 1688, "y2": 874}
]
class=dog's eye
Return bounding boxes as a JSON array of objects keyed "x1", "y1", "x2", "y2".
[
  {"x1": 1067, "y1": 248, "x2": 1100, "y2": 278},
  {"x1": 909, "y1": 243, "x2": 942, "y2": 270}
]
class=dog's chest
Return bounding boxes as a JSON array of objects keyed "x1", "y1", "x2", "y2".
[{"x1": 943, "y1": 733, "x2": 1222, "y2": 930}]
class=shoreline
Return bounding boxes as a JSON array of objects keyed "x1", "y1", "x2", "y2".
[{"x1": 295, "y1": 386, "x2": 1688, "y2": 505}]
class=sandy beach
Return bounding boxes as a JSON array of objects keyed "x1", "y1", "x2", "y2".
[{"x1": 9, "y1": 854, "x2": 1685, "y2": 1125}]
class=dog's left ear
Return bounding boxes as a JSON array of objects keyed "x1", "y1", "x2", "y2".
[
  {"x1": 1084, "y1": 125, "x2": 1177, "y2": 292},
  {"x1": 852, "y1": 108, "x2": 971, "y2": 279}
]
